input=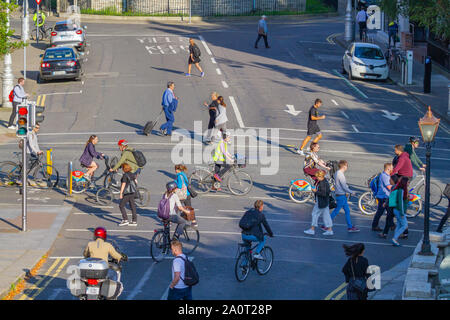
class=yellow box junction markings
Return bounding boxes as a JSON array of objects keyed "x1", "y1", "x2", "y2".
[{"x1": 324, "y1": 282, "x2": 347, "y2": 300}]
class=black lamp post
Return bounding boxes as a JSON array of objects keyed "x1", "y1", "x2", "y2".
[{"x1": 418, "y1": 106, "x2": 440, "y2": 256}]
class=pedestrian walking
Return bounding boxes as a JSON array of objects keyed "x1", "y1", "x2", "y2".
[
  {"x1": 297, "y1": 99, "x2": 325, "y2": 156},
  {"x1": 118, "y1": 163, "x2": 138, "y2": 227},
  {"x1": 378, "y1": 174, "x2": 401, "y2": 239},
  {"x1": 186, "y1": 38, "x2": 204, "y2": 77},
  {"x1": 371, "y1": 163, "x2": 394, "y2": 231},
  {"x1": 392, "y1": 144, "x2": 413, "y2": 182},
  {"x1": 214, "y1": 96, "x2": 228, "y2": 137},
  {"x1": 356, "y1": 7, "x2": 368, "y2": 40},
  {"x1": 436, "y1": 183, "x2": 450, "y2": 233},
  {"x1": 203, "y1": 92, "x2": 218, "y2": 144},
  {"x1": 254, "y1": 15, "x2": 270, "y2": 49},
  {"x1": 390, "y1": 176, "x2": 409, "y2": 246},
  {"x1": 342, "y1": 243, "x2": 370, "y2": 300},
  {"x1": 329, "y1": 160, "x2": 359, "y2": 232},
  {"x1": 159, "y1": 81, "x2": 179, "y2": 137},
  {"x1": 7, "y1": 77, "x2": 29, "y2": 129},
  {"x1": 304, "y1": 170, "x2": 334, "y2": 236},
  {"x1": 168, "y1": 240, "x2": 192, "y2": 300}
]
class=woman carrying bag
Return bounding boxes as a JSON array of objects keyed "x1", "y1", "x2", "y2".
[
  {"x1": 118, "y1": 163, "x2": 138, "y2": 227},
  {"x1": 174, "y1": 164, "x2": 198, "y2": 227},
  {"x1": 214, "y1": 96, "x2": 228, "y2": 137},
  {"x1": 389, "y1": 176, "x2": 409, "y2": 246},
  {"x1": 342, "y1": 243, "x2": 370, "y2": 300}
]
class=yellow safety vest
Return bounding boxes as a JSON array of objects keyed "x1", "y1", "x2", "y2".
[
  {"x1": 213, "y1": 140, "x2": 227, "y2": 162},
  {"x1": 33, "y1": 12, "x2": 46, "y2": 27}
]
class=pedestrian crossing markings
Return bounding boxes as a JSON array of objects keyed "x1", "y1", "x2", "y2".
[{"x1": 138, "y1": 37, "x2": 191, "y2": 55}]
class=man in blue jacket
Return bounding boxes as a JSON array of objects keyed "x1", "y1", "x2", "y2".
[
  {"x1": 371, "y1": 163, "x2": 393, "y2": 231},
  {"x1": 160, "y1": 81, "x2": 178, "y2": 136}
]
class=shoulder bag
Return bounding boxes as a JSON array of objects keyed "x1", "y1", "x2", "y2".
[
  {"x1": 348, "y1": 258, "x2": 367, "y2": 293},
  {"x1": 175, "y1": 174, "x2": 188, "y2": 201}
]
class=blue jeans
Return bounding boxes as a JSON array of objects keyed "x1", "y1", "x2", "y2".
[
  {"x1": 330, "y1": 195, "x2": 353, "y2": 228},
  {"x1": 160, "y1": 107, "x2": 175, "y2": 134},
  {"x1": 242, "y1": 234, "x2": 265, "y2": 254},
  {"x1": 393, "y1": 209, "x2": 408, "y2": 240},
  {"x1": 168, "y1": 286, "x2": 192, "y2": 300}
]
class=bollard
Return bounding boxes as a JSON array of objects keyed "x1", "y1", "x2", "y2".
[
  {"x1": 424, "y1": 56, "x2": 432, "y2": 93},
  {"x1": 67, "y1": 161, "x2": 73, "y2": 196},
  {"x1": 46, "y1": 148, "x2": 52, "y2": 175},
  {"x1": 406, "y1": 50, "x2": 413, "y2": 85}
]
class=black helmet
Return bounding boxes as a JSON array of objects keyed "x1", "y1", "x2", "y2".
[
  {"x1": 409, "y1": 136, "x2": 419, "y2": 143},
  {"x1": 166, "y1": 181, "x2": 177, "y2": 192}
]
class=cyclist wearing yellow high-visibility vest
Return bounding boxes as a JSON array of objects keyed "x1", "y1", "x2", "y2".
[
  {"x1": 33, "y1": 9, "x2": 46, "y2": 32},
  {"x1": 212, "y1": 132, "x2": 234, "y2": 190}
]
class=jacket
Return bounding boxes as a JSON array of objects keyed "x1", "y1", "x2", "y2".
[
  {"x1": 215, "y1": 105, "x2": 228, "y2": 125},
  {"x1": 375, "y1": 171, "x2": 391, "y2": 199},
  {"x1": 342, "y1": 256, "x2": 369, "y2": 283},
  {"x1": 257, "y1": 19, "x2": 268, "y2": 34},
  {"x1": 13, "y1": 84, "x2": 27, "y2": 103},
  {"x1": 112, "y1": 146, "x2": 139, "y2": 173},
  {"x1": 79, "y1": 142, "x2": 103, "y2": 167},
  {"x1": 392, "y1": 152, "x2": 413, "y2": 177},
  {"x1": 390, "y1": 188, "x2": 409, "y2": 215},
  {"x1": 83, "y1": 238, "x2": 122, "y2": 263},
  {"x1": 241, "y1": 208, "x2": 273, "y2": 241},
  {"x1": 404, "y1": 143, "x2": 423, "y2": 170},
  {"x1": 315, "y1": 179, "x2": 331, "y2": 209},
  {"x1": 26, "y1": 130, "x2": 40, "y2": 155}
]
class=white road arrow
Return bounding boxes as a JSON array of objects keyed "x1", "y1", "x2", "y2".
[
  {"x1": 284, "y1": 104, "x2": 302, "y2": 116},
  {"x1": 381, "y1": 110, "x2": 401, "y2": 121}
]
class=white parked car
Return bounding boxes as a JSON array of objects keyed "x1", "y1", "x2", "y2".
[
  {"x1": 342, "y1": 43, "x2": 388, "y2": 81},
  {"x1": 50, "y1": 20, "x2": 87, "y2": 52}
]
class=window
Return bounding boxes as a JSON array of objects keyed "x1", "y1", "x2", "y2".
[
  {"x1": 44, "y1": 49, "x2": 75, "y2": 60},
  {"x1": 54, "y1": 24, "x2": 76, "y2": 32},
  {"x1": 354, "y1": 47, "x2": 384, "y2": 60}
]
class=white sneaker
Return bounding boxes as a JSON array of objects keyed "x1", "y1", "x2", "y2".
[
  {"x1": 7, "y1": 125, "x2": 16, "y2": 130},
  {"x1": 296, "y1": 149, "x2": 305, "y2": 156},
  {"x1": 253, "y1": 253, "x2": 263, "y2": 260},
  {"x1": 304, "y1": 228, "x2": 315, "y2": 235},
  {"x1": 323, "y1": 230, "x2": 334, "y2": 236},
  {"x1": 128, "y1": 221, "x2": 137, "y2": 227},
  {"x1": 118, "y1": 220, "x2": 129, "y2": 227}
]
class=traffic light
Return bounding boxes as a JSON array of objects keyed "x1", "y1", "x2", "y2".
[
  {"x1": 16, "y1": 104, "x2": 29, "y2": 137},
  {"x1": 30, "y1": 104, "x2": 45, "y2": 125}
]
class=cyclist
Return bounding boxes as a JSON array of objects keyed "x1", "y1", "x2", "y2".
[
  {"x1": 33, "y1": 9, "x2": 46, "y2": 37},
  {"x1": 163, "y1": 181, "x2": 196, "y2": 237},
  {"x1": 356, "y1": 7, "x2": 368, "y2": 41},
  {"x1": 26, "y1": 123, "x2": 43, "y2": 161},
  {"x1": 83, "y1": 227, "x2": 126, "y2": 263},
  {"x1": 239, "y1": 200, "x2": 274, "y2": 259},
  {"x1": 404, "y1": 136, "x2": 426, "y2": 180},
  {"x1": 212, "y1": 131, "x2": 234, "y2": 190},
  {"x1": 303, "y1": 142, "x2": 331, "y2": 183},
  {"x1": 388, "y1": 21, "x2": 399, "y2": 48},
  {"x1": 110, "y1": 139, "x2": 139, "y2": 174},
  {"x1": 79, "y1": 135, "x2": 105, "y2": 181}
]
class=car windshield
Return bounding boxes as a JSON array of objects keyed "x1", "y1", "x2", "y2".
[
  {"x1": 354, "y1": 47, "x2": 384, "y2": 60},
  {"x1": 54, "y1": 24, "x2": 76, "y2": 32},
  {"x1": 44, "y1": 49, "x2": 75, "y2": 60}
]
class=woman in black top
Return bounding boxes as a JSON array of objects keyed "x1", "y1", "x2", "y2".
[
  {"x1": 119, "y1": 163, "x2": 138, "y2": 227},
  {"x1": 203, "y1": 92, "x2": 218, "y2": 144},
  {"x1": 342, "y1": 243, "x2": 370, "y2": 300}
]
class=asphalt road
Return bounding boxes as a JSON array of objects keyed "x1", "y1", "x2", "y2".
[{"x1": 1, "y1": 16, "x2": 449, "y2": 300}]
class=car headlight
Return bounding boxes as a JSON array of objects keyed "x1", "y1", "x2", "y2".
[{"x1": 353, "y1": 60, "x2": 366, "y2": 67}]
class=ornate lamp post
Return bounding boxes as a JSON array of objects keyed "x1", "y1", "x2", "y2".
[{"x1": 418, "y1": 106, "x2": 440, "y2": 256}]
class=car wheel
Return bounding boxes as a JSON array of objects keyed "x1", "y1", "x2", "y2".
[
  {"x1": 341, "y1": 62, "x2": 346, "y2": 74},
  {"x1": 37, "y1": 74, "x2": 45, "y2": 84},
  {"x1": 348, "y1": 68, "x2": 353, "y2": 80}
]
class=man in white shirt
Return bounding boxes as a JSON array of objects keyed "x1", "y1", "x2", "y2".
[
  {"x1": 168, "y1": 240, "x2": 192, "y2": 300},
  {"x1": 356, "y1": 8, "x2": 368, "y2": 40},
  {"x1": 8, "y1": 77, "x2": 29, "y2": 129}
]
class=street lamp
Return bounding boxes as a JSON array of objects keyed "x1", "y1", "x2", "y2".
[{"x1": 418, "y1": 106, "x2": 440, "y2": 256}]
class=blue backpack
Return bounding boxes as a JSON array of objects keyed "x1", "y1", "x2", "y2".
[{"x1": 369, "y1": 173, "x2": 381, "y2": 195}]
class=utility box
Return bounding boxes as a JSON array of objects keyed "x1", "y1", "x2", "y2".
[{"x1": 401, "y1": 32, "x2": 413, "y2": 50}]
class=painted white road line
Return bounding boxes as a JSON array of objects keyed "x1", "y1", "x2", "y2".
[
  {"x1": 216, "y1": 68, "x2": 222, "y2": 75},
  {"x1": 341, "y1": 111, "x2": 349, "y2": 119},
  {"x1": 49, "y1": 256, "x2": 180, "y2": 260},
  {"x1": 165, "y1": 37, "x2": 171, "y2": 42},
  {"x1": 169, "y1": 45, "x2": 176, "y2": 54},
  {"x1": 332, "y1": 69, "x2": 369, "y2": 99},
  {"x1": 152, "y1": 37, "x2": 157, "y2": 43},
  {"x1": 42, "y1": 91, "x2": 82, "y2": 96},
  {"x1": 198, "y1": 35, "x2": 212, "y2": 55},
  {"x1": 352, "y1": 125, "x2": 359, "y2": 133},
  {"x1": 211, "y1": 57, "x2": 217, "y2": 64},
  {"x1": 221, "y1": 81, "x2": 229, "y2": 88},
  {"x1": 331, "y1": 99, "x2": 339, "y2": 106},
  {"x1": 126, "y1": 262, "x2": 157, "y2": 300},
  {"x1": 156, "y1": 45, "x2": 164, "y2": 54},
  {"x1": 229, "y1": 96, "x2": 245, "y2": 128}
]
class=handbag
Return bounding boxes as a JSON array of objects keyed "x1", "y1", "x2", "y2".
[
  {"x1": 175, "y1": 174, "x2": 188, "y2": 201},
  {"x1": 187, "y1": 184, "x2": 197, "y2": 198},
  {"x1": 349, "y1": 258, "x2": 366, "y2": 293},
  {"x1": 388, "y1": 189, "x2": 399, "y2": 208}
]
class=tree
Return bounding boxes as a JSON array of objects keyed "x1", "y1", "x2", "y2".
[{"x1": 0, "y1": 1, "x2": 26, "y2": 58}]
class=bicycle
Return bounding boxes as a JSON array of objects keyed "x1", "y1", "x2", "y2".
[
  {"x1": 0, "y1": 152, "x2": 59, "y2": 189},
  {"x1": 408, "y1": 172, "x2": 442, "y2": 208},
  {"x1": 96, "y1": 184, "x2": 150, "y2": 207},
  {"x1": 71, "y1": 156, "x2": 119, "y2": 194},
  {"x1": 150, "y1": 220, "x2": 200, "y2": 262},
  {"x1": 189, "y1": 155, "x2": 253, "y2": 196},
  {"x1": 30, "y1": 25, "x2": 53, "y2": 41},
  {"x1": 234, "y1": 234, "x2": 274, "y2": 282}
]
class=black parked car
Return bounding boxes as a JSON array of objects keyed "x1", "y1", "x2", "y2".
[{"x1": 38, "y1": 46, "x2": 84, "y2": 83}]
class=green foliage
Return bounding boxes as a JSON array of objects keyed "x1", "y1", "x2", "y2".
[{"x1": 0, "y1": 1, "x2": 26, "y2": 58}]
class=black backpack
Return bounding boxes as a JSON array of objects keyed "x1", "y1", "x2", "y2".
[
  {"x1": 127, "y1": 149, "x2": 147, "y2": 168},
  {"x1": 239, "y1": 210, "x2": 259, "y2": 231},
  {"x1": 193, "y1": 45, "x2": 201, "y2": 58},
  {"x1": 176, "y1": 256, "x2": 199, "y2": 286}
]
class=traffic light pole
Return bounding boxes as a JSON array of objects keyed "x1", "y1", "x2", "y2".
[
  {"x1": 36, "y1": 4, "x2": 39, "y2": 45},
  {"x1": 22, "y1": 137, "x2": 27, "y2": 232}
]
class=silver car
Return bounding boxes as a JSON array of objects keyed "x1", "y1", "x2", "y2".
[{"x1": 50, "y1": 20, "x2": 87, "y2": 52}]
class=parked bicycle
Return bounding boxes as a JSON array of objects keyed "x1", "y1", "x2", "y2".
[
  {"x1": 0, "y1": 152, "x2": 59, "y2": 189},
  {"x1": 189, "y1": 155, "x2": 253, "y2": 196},
  {"x1": 150, "y1": 220, "x2": 199, "y2": 262},
  {"x1": 234, "y1": 234, "x2": 274, "y2": 282}
]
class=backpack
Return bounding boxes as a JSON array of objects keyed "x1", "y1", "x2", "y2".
[
  {"x1": 193, "y1": 45, "x2": 201, "y2": 58},
  {"x1": 8, "y1": 85, "x2": 17, "y2": 102},
  {"x1": 369, "y1": 173, "x2": 381, "y2": 195},
  {"x1": 157, "y1": 194, "x2": 171, "y2": 220},
  {"x1": 176, "y1": 256, "x2": 199, "y2": 286},
  {"x1": 239, "y1": 210, "x2": 259, "y2": 231},
  {"x1": 127, "y1": 149, "x2": 147, "y2": 168}
]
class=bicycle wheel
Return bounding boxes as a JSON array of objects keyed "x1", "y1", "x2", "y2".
[
  {"x1": 136, "y1": 187, "x2": 150, "y2": 207},
  {"x1": 227, "y1": 170, "x2": 253, "y2": 196},
  {"x1": 289, "y1": 184, "x2": 313, "y2": 204},
  {"x1": 256, "y1": 246, "x2": 274, "y2": 275},
  {"x1": 189, "y1": 169, "x2": 213, "y2": 194},
  {"x1": 150, "y1": 230, "x2": 167, "y2": 263},
  {"x1": 358, "y1": 191, "x2": 378, "y2": 215},
  {"x1": 416, "y1": 182, "x2": 443, "y2": 207},
  {"x1": 96, "y1": 188, "x2": 113, "y2": 206},
  {"x1": 71, "y1": 179, "x2": 89, "y2": 194},
  {"x1": 235, "y1": 252, "x2": 250, "y2": 282},
  {"x1": 176, "y1": 226, "x2": 200, "y2": 255},
  {"x1": 0, "y1": 161, "x2": 21, "y2": 186},
  {"x1": 31, "y1": 164, "x2": 59, "y2": 188},
  {"x1": 103, "y1": 171, "x2": 121, "y2": 188},
  {"x1": 406, "y1": 199, "x2": 423, "y2": 218}
]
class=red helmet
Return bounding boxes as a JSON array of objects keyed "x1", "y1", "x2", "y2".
[
  {"x1": 94, "y1": 227, "x2": 107, "y2": 240},
  {"x1": 118, "y1": 139, "x2": 128, "y2": 147}
]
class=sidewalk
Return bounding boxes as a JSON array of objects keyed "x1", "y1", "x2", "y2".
[{"x1": 335, "y1": 33, "x2": 450, "y2": 123}]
